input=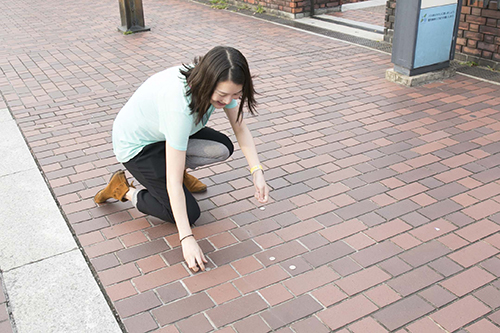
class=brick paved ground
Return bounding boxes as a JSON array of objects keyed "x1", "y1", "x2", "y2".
[
  {"x1": 1, "y1": 0, "x2": 500, "y2": 332},
  {"x1": 328, "y1": 5, "x2": 386, "y2": 27}
]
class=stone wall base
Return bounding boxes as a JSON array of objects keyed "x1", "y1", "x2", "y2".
[
  {"x1": 454, "y1": 52, "x2": 500, "y2": 71},
  {"x1": 386, "y1": 67, "x2": 456, "y2": 87}
]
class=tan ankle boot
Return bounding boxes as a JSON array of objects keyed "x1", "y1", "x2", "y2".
[
  {"x1": 94, "y1": 170, "x2": 134, "y2": 203},
  {"x1": 183, "y1": 171, "x2": 207, "y2": 193}
]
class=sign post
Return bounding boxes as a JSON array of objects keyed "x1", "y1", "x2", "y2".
[{"x1": 386, "y1": 0, "x2": 463, "y2": 86}]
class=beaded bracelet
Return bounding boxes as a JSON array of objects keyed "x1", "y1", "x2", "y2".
[{"x1": 179, "y1": 234, "x2": 194, "y2": 243}]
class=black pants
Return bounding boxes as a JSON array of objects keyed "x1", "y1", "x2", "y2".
[{"x1": 123, "y1": 127, "x2": 234, "y2": 225}]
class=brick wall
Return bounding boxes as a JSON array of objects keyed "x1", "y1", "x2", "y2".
[
  {"x1": 384, "y1": 0, "x2": 500, "y2": 69},
  {"x1": 384, "y1": 0, "x2": 396, "y2": 43},
  {"x1": 457, "y1": 0, "x2": 500, "y2": 63},
  {"x1": 230, "y1": 0, "x2": 340, "y2": 17}
]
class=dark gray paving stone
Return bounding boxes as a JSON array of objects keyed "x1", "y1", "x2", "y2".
[
  {"x1": 472, "y1": 166, "x2": 500, "y2": 183},
  {"x1": 206, "y1": 293, "x2": 267, "y2": 327},
  {"x1": 261, "y1": 295, "x2": 323, "y2": 330},
  {"x1": 399, "y1": 241, "x2": 451, "y2": 268},
  {"x1": 157, "y1": 282, "x2": 189, "y2": 304},
  {"x1": 268, "y1": 177, "x2": 292, "y2": 190},
  {"x1": 445, "y1": 212, "x2": 475, "y2": 227},
  {"x1": 304, "y1": 177, "x2": 328, "y2": 189},
  {"x1": 348, "y1": 183, "x2": 388, "y2": 201},
  {"x1": 284, "y1": 168, "x2": 324, "y2": 184},
  {"x1": 377, "y1": 200, "x2": 420, "y2": 220},
  {"x1": 350, "y1": 241, "x2": 402, "y2": 268},
  {"x1": 463, "y1": 162, "x2": 488, "y2": 173},
  {"x1": 303, "y1": 241, "x2": 355, "y2": 268},
  {"x1": 329, "y1": 256, "x2": 363, "y2": 277},
  {"x1": 481, "y1": 257, "x2": 500, "y2": 276},
  {"x1": 474, "y1": 286, "x2": 500, "y2": 309},
  {"x1": 428, "y1": 257, "x2": 463, "y2": 277},
  {"x1": 378, "y1": 256, "x2": 412, "y2": 277},
  {"x1": 270, "y1": 183, "x2": 310, "y2": 201},
  {"x1": 387, "y1": 266, "x2": 443, "y2": 296},
  {"x1": 427, "y1": 183, "x2": 468, "y2": 201},
  {"x1": 419, "y1": 177, "x2": 444, "y2": 189},
  {"x1": 397, "y1": 167, "x2": 436, "y2": 183},
  {"x1": 115, "y1": 291, "x2": 162, "y2": 319},
  {"x1": 419, "y1": 285, "x2": 457, "y2": 308},
  {"x1": 315, "y1": 213, "x2": 343, "y2": 227},
  {"x1": 341, "y1": 177, "x2": 366, "y2": 189},
  {"x1": 358, "y1": 212, "x2": 386, "y2": 227},
  {"x1": 418, "y1": 200, "x2": 462, "y2": 220},
  {"x1": 231, "y1": 212, "x2": 258, "y2": 226},
  {"x1": 373, "y1": 295, "x2": 434, "y2": 331},
  {"x1": 477, "y1": 154, "x2": 500, "y2": 169},
  {"x1": 359, "y1": 168, "x2": 397, "y2": 183},
  {"x1": 123, "y1": 312, "x2": 158, "y2": 333},
  {"x1": 400, "y1": 212, "x2": 430, "y2": 227},
  {"x1": 299, "y1": 232, "x2": 330, "y2": 250},
  {"x1": 209, "y1": 240, "x2": 261, "y2": 266},
  {"x1": 447, "y1": 142, "x2": 480, "y2": 154},
  {"x1": 353, "y1": 162, "x2": 377, "y2": 173},
  {"x1": 369, "y1": 155, "x2": 406, "y2": 169}
]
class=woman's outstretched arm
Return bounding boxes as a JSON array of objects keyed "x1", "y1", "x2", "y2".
[
  {"x1": 166, "y1": 142, "x2": 207, "y2": 272},
  {"x1": 224, "y1": 107, "x2": 269, "y2": 204}
]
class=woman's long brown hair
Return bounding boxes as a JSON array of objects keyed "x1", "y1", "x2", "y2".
[{"x1": 180, "y1": 46, "x2": 257, "y2": 124}]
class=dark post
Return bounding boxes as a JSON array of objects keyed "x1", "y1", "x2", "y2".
[{"x1": 118, "y1": 0, "x2": 150, "y2": 34}]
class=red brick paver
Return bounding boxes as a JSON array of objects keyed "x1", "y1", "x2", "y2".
[{"x1": 2, "y1": 0, "x2": 500, "y2": 332}]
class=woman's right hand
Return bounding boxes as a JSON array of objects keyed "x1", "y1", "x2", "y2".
[{"x1": 181, "y1": 236, "x2": 207, "y2": 272}]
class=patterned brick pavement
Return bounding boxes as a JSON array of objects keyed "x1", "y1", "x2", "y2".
[{"x1": 1, "y1": 0, "x2": 500, "y2": 332}]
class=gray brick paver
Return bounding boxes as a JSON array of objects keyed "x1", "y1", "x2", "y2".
[{"x1": 2, "y1": 0, "x2": 500, "y2": 331}]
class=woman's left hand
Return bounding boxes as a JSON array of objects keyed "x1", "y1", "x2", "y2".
[{"x1": 253, "y1": 170, "x2": 269, "y2": 204}]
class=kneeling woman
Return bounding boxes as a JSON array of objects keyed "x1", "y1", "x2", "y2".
[{"x1": 94, "y1": 46, "x2": 269, "y2": 272}]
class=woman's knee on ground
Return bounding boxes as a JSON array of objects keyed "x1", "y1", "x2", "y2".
[{"x1": 186, "y1": 140, "x2": 233, "y2": 169}]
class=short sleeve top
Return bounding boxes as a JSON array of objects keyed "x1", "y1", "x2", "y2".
[{"x1": 112, "y1": 66, "x2": 237, "y2": 163}]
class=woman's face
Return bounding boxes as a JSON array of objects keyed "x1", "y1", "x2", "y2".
[{"x1": 210, "y1": 80, "x2": 243, "y2": 109}]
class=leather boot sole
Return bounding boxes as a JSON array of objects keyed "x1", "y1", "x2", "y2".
[{"x1": 94, "y1": 170, "x2": 131, "y2": 203}]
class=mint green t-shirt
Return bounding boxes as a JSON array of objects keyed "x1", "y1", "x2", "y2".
[{"x1": 112, "y1": 66, "x2": 237, "y2": 163}]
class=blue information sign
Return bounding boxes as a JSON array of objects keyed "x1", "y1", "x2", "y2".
[{"x1": 414, "y1": 4, "x2": 457, "y2": 69}]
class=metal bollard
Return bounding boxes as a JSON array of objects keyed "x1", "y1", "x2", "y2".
[{"x1": 118, "y1": 0, "x2": 150, "y2": 34}]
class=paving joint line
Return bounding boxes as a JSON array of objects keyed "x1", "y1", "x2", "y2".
[
  {"x1": 329, "y1": 249, "x2": 499, "y2": 332},
  {"x1": 1, "y1": 248, "x2": 79, "y2": 274},
  {"x1": 0, "y1": 270, "x2": 17, "y2": 333},
  {"x1": 0, "y1": 94, "x2": 127, "y2": 333},
  {"x1": 3, "y1": 1, "x2": 500, "y2": 330}
]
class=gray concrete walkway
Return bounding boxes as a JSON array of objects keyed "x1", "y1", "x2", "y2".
[{"x1": 0, "y1": 108, "x2": 121, "y2": 332}]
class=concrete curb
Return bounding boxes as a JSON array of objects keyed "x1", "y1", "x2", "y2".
[
  {"x1": 342, "y1": 0, "x2": 387, "y2": 11},
  {"x1": 0, "y1": 108, "x2": 122, "y2": 333}
]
